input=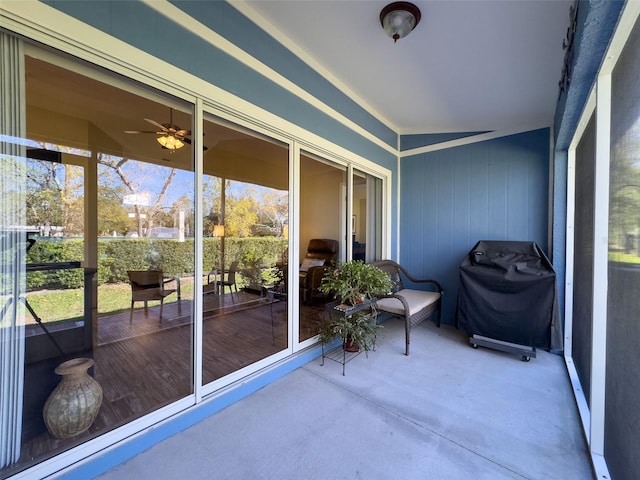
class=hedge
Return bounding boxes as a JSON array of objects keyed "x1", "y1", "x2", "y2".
[{"x1": 24, "y1": 237, "x2": 287, "y2": 291}]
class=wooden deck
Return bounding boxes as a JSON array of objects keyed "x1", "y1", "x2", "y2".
[{"x1": 7, "y1": 292, "x2": 325, "y2": 478}]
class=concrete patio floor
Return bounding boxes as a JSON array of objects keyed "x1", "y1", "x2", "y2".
[{"x1": 95, "y1": 318, "x2": 592, "y2": 480}]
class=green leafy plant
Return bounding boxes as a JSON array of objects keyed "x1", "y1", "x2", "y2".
[
  {"x1": 318, "y1": 309, "x2": 382, "y2": 353},
  {"x1": 319, "y1": 260, "x2": 393, "y2": 306},
  {"x1": 318, "y1": 261, "x2": 393, "y2": 352}
]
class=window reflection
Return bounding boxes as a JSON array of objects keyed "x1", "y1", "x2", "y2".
[
  {"x1": 201, "y1": 117, "x2": 289, "y2": 384},
  {"x1": 1, "y1": 56, "x2": 196, "y2": 477},
  {"x1": 1, "y1": 49, "x2": 385, "y2": 479},
  {"x1": 298, "y1": 153, "x2": 346, "y2": 342}
]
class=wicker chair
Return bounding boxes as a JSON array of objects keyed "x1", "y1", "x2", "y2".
[
  {"x1": 370, "y1": 260, "x2": 443, "y2": 356},
  {"x1": 127, "y1": 270, "x2": 178, "y2": 324}
]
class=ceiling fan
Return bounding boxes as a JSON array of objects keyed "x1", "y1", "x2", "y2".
[{"x1": 124, "y1": 108, "x2": 191, "y2": 151}]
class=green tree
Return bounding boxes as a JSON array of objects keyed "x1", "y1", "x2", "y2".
[
  {"x1": 25, "y1": 160, "x2": 64, "y2": 233},
  {"x1": 0, "y1": 156, "x2": 26, "y2": 229},
  {"x1": 226, "y1": 196, "x2": 258, "y2": 237},
  {"x1": 97, "y1": 184, "x2": 131, "y2": 236},
  {"x1": 202, "y1": 176, "x2": 228, "y2": 236},
  {"x1": 609, "y1": 141, "x2": 640, "y2": 251},
  {"x1": 61, "y1": 163, "x2": 85, "y2": 236}
]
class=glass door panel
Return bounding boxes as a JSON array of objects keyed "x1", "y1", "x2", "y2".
[
  {"x1": 352, "y1": 170, "x2": 383, "y2": 262},
  {"x1": 2, "y1": 55, "x2": 196, "y2": 477},
  {"x1": 201, "y1": 116, "x2": 289, "y2": 384},
  {"x1": 299, "y1": 152, "x2": 347, "y2": 342}
]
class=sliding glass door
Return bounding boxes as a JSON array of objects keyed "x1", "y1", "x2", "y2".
[{"x1": 0, "y1": 35, "x2": 389, "y2": 479}]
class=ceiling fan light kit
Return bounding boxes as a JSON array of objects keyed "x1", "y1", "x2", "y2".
[
  {"x1": 125, "y1": 108, "x2": 191, "y2": 151},
  {"x1": 380, "y1": 2, "x2": 421, "y2": 43},
  {"x1": 156, "y1": 134, "x2": 184, "y2": 150}
]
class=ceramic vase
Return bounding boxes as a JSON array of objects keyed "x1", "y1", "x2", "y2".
[{"x1": 43, "y1": 357, "x2": 103, "y2": 439}]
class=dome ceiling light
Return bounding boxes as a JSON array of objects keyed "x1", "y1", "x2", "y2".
[{"x1": 380, "y1": 2, "x2": 421, "y2": 43}]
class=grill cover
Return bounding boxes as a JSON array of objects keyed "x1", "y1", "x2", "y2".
[{"x1": 457, "y1": 240, "x2": 562, "y2": 351}]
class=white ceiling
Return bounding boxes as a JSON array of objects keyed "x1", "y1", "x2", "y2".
[{"x1": 241, "y1": 0, "x2": 573, "y2": 134}]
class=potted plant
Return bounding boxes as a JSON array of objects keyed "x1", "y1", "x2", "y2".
[
  {"x1": 318, "y1": 261, "x2": 394, "y2": 352},
  {"x1": 319, "y1": 260, "x2": 393, "y2": 306}
]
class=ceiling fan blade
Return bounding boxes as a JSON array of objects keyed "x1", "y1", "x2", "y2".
[
  {"x1": 144, "y1": 118, "x2": 168, "y2": 132},
  {"x1": 181, "y1": 137, "x2": 192, "y2": 145},
  {"x1": 175, "y1": 129, "x2": 191, "y2": 137},
  {"x1": 124, "y1": 130, "x2": 157, "y2": 134}
]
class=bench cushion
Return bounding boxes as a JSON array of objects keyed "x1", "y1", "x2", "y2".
[{"x1": 376, "y1": 289, "x2": 441, "y2": 316}]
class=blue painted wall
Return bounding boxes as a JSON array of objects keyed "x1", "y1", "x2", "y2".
[
  {"x1": 12, "y1": 0, "x2": 632, "y2": 478},
  {"x1": 400, "y1": 128, "x2": 551, "y2": 325}
]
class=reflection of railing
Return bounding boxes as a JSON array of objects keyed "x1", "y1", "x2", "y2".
[
  {"x1": 23, "y1": 263, "x2": 97, "y2": 364},
  {"x1": 0, "y1": 237, "x2": 86, "y2": 359},
  {"x1": 26, "y1": 260, "x2": 81, "y2": 271},
  {"x1": 22, "y1": 261, "x2": 83, "y2": 356}
]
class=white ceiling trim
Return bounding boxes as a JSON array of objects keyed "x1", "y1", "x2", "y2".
[{"x1": 399, "y1": 121, "x2": 552, "y2": 158}]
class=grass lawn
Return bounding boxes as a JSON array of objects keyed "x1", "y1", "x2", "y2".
[
  {"x1": 24, "y1": 278, "x2": 196, "y2": 324},
  {"x1": 609, "y1": 251, "x2": 640, "y2": 264}
]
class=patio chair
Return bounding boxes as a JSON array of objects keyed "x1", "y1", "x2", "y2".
[
  {"x1": 127, "y1": 270, "x2": 178, "y2": 324},
  {"x1": 370, "y1": 260, "x2": 443, "y2": 356},
  {"x1": 207, "y1": 260, "x2": 240, "y2": 302}
]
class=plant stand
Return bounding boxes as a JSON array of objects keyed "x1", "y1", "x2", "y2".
[{"x1": 321, "y1": 299, "x2": 378, "y2": 375}]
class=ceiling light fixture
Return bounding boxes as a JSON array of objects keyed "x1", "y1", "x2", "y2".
[
  {"x1": 156, "y1": 133, "x2": 185, "y2": 150},
  {"x1": 380, "y1": 2, "x2": 421, "y2": 43}
]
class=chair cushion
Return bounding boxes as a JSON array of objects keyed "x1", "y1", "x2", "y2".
[{"x1": 376, "y1": 289, "x2": 440, "y2": 316}]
